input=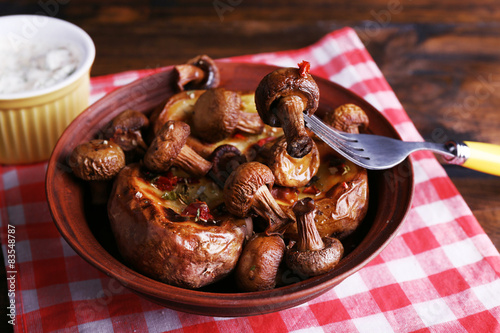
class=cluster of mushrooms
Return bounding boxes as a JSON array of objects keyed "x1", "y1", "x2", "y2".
[{"x1": 69, "y1": 55, "x2": 370, "y2": 291}]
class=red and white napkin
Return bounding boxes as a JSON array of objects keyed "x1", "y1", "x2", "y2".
[{"x1": 1, "y1": 27, "x2": 499, "y2": 332}]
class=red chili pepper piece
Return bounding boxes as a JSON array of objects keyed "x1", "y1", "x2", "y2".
[
  {"x1": 154, "y1": 173, "x2": 178, "y2": 191},
  {"x1": 181, "y1": 201, "x2": 214, "y2": 221},
  {"x1": 232, "y1": 133, "x2": 246, "y2": 140},
  {"x1": 255, "y1": 136, "x2": 275, "y2": 147},
  {"x1": 298, "y1": 60, "x2": 311, "y2": 77},
  {"x1": 303, "y1": 184, "x2": 320, "y2": 195}
]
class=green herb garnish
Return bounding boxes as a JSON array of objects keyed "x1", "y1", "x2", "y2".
[{"x1": 161, "y1": 191, "x2": 178, "y2": 200}]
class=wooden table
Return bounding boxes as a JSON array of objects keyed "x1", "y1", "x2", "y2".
[{"x1": 1, "y1": 1, "x2": 500, "y2": 331}]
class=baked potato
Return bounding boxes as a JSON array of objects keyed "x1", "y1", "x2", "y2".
[
  {"x1": 282, "y1": 141, "x2": 369, "y2": 240},
  {"x1": 108, "y1": 163, "x2": 251, "y2": 289}
]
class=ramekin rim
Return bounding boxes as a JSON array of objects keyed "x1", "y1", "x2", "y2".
[{"x1": 0, "y1": 15, "x2": 96, "y2": 101}]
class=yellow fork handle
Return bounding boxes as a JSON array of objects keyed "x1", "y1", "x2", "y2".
[{"x1": 462, "y1": 141, "x2": 500, "y2": 176}]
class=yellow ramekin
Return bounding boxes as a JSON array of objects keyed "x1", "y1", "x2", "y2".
[{"x1": 0, "y1": 15, "x2": 95, "y2": 164}]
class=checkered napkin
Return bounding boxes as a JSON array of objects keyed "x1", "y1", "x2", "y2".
[{"x1": 1, "y1": 27, "x2": 500, "y2": 332}]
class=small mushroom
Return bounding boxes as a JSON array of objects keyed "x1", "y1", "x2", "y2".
[
  {"x1": 324, "y1": 104, "x2": 369, "y2": 134},
  {"x1": 286, "y1": 197, "x2": 344, "y2": 277},
  {"x1": 224, "y1": 162, "x2": 293, "y2": 235},
  {"x1": 255, "y1": 61, "x2": 319, "y2": 158},
  {"x1": 209, "y1": 144, "x2": 247, "y2": 187},
  {"x1": 69, "y1": 139, "x2": 126, "y2": 181},
  {"x1": 69, "y1": 139, "x2": 126, "y2": 205},
  {"x1": 173, "y1": 54, "x2": 220, "y2": 91},
  {"x1": 103, "y1": 110, "x2": 149, "y2": 160},
  {"x1": 267, "y1": 136, "x2": 320, "y2": 188},
  {"x1": 235, "y1": 233, "x2": 286, "y2": 291},
  {"x1": 192, "y1": 88, "x2": 264, "y2": 143},
  {"x1": 143, "y1": 120, "x2": 212, "y2": 177}
]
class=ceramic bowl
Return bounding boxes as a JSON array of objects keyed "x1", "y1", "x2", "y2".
[
  {"x1": 46, "y1": 62, "x2": 414, "y2": 317},
  {"x1": 0, "y1": 15, "x2": 95, "y2": 164}
]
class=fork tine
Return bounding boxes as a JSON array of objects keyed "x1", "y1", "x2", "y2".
[
  {"x1": 310, "y1": 126, "x2": 369, "y2": 165},
  {"x1": 304, "y1": 115, "x2": 368, "y2": 158},
  {"x1": 304, "y1": 115, "x2": 357, "y2": 147},
  {"x1": 305, "y1": 115, "x2": 356, "y2": 142},
  {"x1": 304, "y1": 116, "x2": 369, "y2": 162},
  {"x1": 305, "y1": 119, "x2": 351, "y2": 150}
]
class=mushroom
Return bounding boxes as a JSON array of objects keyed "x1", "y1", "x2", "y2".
[
  {"x1": 69, "y1": 139, "x2": 126, "y2": 205},
  {"x1": 173, "y1": 54, "x2": 220, "y2": 91},
  {"x1": 255, "y1": 61, "x2": 319, "y2": 158},
  {"x1": 267, "y1": 135, "x2": 320, "y2": 188},
  {"x1": 324, "y1": 104, "x2": 369, "y2": 134},
  {"x1": 103, "y1": 110, "x2": 149, "y2": 161},
  {"x1": 209, "y1": 144, "x2": 247, "y2": 188},
  {"x1": 223, "y1": 162, "x2": 293, "y2": 235},
  {"x1": 69, "y1": 139, "x2": 125, "y2": 181},
  {"x1": 285, "y1": 197, "x2": 344, "y2": 277},
  {"x1": 143, "y1": 120, "x2": 212, "y2": 177},
  {"x1": 191, "y1": 88, "x2": 264, "y2": 143},
  {"x1": 235, "y1": 233, "x2": 285, "y2": 291}
]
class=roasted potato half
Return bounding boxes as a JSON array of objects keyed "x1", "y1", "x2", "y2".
[
  {"x1": 108, "y1": 164, "x2": 250, "y2": 289},
  {"x1": 281, "y1": 141, "x2": 369, "y2": 241}
]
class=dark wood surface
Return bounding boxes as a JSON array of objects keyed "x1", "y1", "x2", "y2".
[{"x1": 1, "y1": 1, "x2": 500, "y2": 331}]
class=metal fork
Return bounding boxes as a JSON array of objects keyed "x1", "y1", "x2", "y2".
[{"x1": 304, "y1": 114, "x2": 500, "y2": 176}]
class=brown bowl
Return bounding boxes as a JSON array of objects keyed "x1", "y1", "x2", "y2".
[{"x1": 46, "y1": 62, "x2": 414, "y2": 317}]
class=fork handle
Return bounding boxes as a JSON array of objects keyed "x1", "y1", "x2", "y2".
[{"x1": 450, "y1": 141, "x2": 500, "y2": 176}]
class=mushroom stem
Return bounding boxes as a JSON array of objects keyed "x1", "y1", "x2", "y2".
[
  {"x1": 293, "y1": 197, "x2": 324, "y2": 252},
  {"x1": 135, "y1": 133, "x2": 149, "y2": 151},
  {"x1": 275, "y1": 95, "x2": 313, "y2": 158},
  {"x1": 175, "y1": 145, "x2": 213, "y2": 177},
  {"x1": 253, "y1": 185, "x2": 293, "y2": 234},
  {"x1": 235, "y1": 112, "x2": 264, "y2": 135},
  {"x1": 174, "y1": 64, "x2": 205, "y2": 90},
  {"x1": 185, "y1": 136, "x2": 213, "y2": 159}
]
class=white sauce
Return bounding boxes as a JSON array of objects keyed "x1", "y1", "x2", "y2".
[{"x1": 0, "y1": 40, "x2": 81, "y2": 94}]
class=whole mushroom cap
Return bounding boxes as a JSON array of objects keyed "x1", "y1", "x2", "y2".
[
  {"x1": 69, "y1": 139, "x2": 125, "y2": 181},
  {"x1": 324, "y1": 103, "x2": 369, "y2": 134},
  {"x1": 143, "y1": 120, "x2": 190, "y2": 172},
  {"x1": 255, "y1": 67, "x2": 319, "y2": 127},
  {"x1": 235, "y1": 233, "x2": 286, "y2": 292},
  {"x1": 223, "y1": 162, "x2": 275, "y2": 217},
  {"x1": 191, "y1": 88, "x2": 242, "y2": 143},
  {"x1": 286, "y1": 237, "x2": 343, "y2": 276}
]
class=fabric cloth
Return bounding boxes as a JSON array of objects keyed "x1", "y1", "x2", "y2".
[{"x1": 1, "y1": 27, "x2": 500, "y2": 333}]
